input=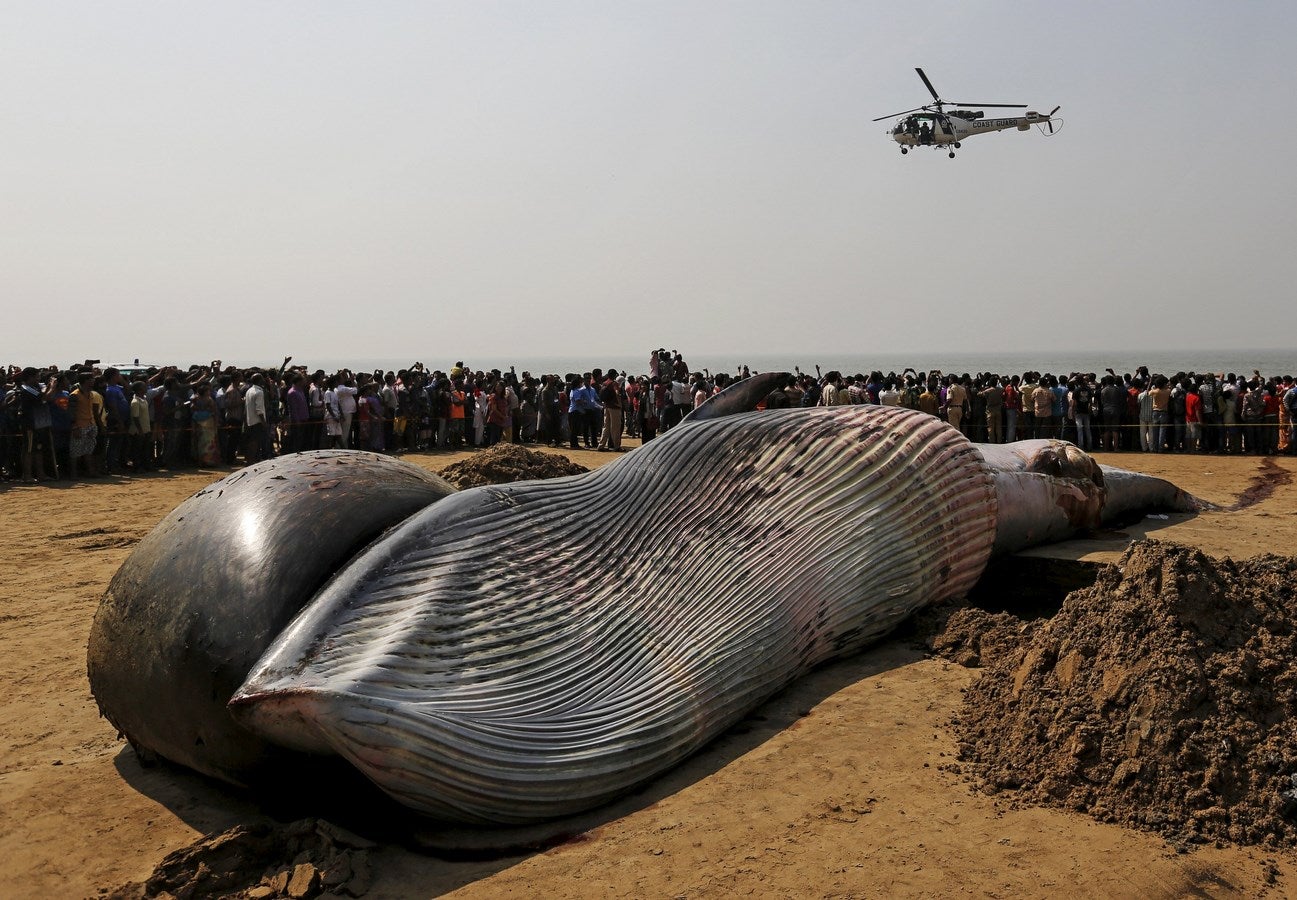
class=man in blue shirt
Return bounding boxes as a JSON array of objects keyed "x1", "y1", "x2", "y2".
[
  {"x1": 567, "y1": 375, "x2": 602, "y2": 449},
  {"x1": 102, "y1": 368, "x2": 131, "y2": 474}
]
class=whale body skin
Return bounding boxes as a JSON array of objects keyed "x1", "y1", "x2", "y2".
[
  {"x1": 90, "y1": 396, "x2": 1200, "y2": 823},
  {"x1": 231, "y1": 406, "x2": 998, "y2": 823},
  {"x1": 87, "y1": 451, "x2": 455, "y2": 784}
]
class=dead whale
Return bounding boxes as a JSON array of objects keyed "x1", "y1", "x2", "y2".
[{"x1": 89, "y1": 393, "x2": 1200, "y2": 823}]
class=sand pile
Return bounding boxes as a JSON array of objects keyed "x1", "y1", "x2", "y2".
[
  {"x1": 439, "y1": 444, "x2": 588, "y2": 489},
  {"x1": 919, "y1": 604, "x2": 1040, "y2": 670},
  {"x1": 954, "y1": 541, "x2": 1297, "y2": 847}
]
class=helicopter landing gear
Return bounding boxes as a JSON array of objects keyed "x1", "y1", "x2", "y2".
[
  {"x1": 948, "y1": 151, "x2": 956, "y2": 158},
  {"x1": 953, "y1": 142, "x2": 961, "y2": 148},
  {"x1": 900, "y1": 147, "x2": 908, "y2": 154}
]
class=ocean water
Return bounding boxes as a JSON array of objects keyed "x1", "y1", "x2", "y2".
[{"x1": 292, "y1": 348, "x2": 1296, "y2": 381}]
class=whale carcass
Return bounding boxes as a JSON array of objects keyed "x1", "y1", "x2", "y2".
[{"x1": 88, "y1": 398, "x2": 1200, "y2": 824}]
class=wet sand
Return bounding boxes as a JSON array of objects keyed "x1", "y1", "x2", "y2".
[{"x1": 2, "y1": 445, "x2": 1295, "y2": 898}]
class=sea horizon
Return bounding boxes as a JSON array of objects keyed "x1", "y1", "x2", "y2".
[{"x1": 201, "y1": 347, "x2": 1297, "y2": 381}]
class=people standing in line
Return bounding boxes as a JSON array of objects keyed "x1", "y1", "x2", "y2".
[{"x1": 11, "y1": 354, "x2": 1297, "y2": 488}]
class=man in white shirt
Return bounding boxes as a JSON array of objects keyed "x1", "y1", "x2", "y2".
[
  {"x1": 244, "y1": 374, "x2": 268, "y2": 462},
  {"x1": 335, "y1": 375, "x2": 360, "y2": 448}
]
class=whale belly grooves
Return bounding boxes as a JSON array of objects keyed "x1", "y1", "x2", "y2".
[{"x1": 231, "y1": 406, "x2": 998, "y2": 824}]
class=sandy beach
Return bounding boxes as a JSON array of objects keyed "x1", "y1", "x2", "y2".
[{"x1": 2, "y1": 444, "x2": 1295, "y2": 898}]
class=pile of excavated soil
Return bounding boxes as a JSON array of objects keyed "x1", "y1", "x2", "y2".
[
  {"x1": 110, "y1": 819, "x2": 374, "y2": 899},
  {"x1": 439, "y1": 444, "x2": 588, "y2": 489},
  {"x1": 916, "y1": 602, "x2": 1040, "y2": 670},
  {"x1": 955, "y1": 541, "x2": 1297, "y2": 847}
]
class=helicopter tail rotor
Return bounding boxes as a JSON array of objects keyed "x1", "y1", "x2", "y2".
[{"x1": 1046, "y1": 105, "x2": 1061, "y2": 134}]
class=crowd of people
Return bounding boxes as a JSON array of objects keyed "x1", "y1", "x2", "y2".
[
  {"x1": 799, "y1": 366, "x2": 1297, "y2": 457},
  {"x1": 2, "y1": 350, "x2": 1295, "y2": 485}
]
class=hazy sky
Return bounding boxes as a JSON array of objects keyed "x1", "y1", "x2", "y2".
[{"x1": 5, "y1": 1, "x2": 1293, "y2": 365}]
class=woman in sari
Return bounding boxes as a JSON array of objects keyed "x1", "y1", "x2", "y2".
[{"x1": 190, "y1": 384, "x2": 222, "y2": 466}]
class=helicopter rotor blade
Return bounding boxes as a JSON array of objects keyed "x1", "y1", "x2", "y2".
[
  {"x1": 915, "y1": 68, "x2": 941, "y2": 103},
  {"x1": 948, "y1": 102, "x2": 1027, "y2": 108},
  {"x1": 871, "y1": 106, "x2": 929, "y2": 122},
  {"x1": 1049, "y1": 105, "x2": 1061, "y2": 116}
]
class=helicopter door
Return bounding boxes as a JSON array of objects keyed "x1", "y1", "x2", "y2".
[{"x1": 937, "y1": 117, "x2": 954, "y2": 141}]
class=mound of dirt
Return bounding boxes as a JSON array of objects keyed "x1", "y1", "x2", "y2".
[
  {"x1": 955, "y1": 541, "x2": 1297, "y2": 847},
  {"x1": 109, "y1": 818, "x2": 374, "y2": 899},
  {"x1": 917, "y1": 602, "x2": 1039, "y2": 670},
  {"x1": 439, "y1": 444, "x2": 588, "y2": 489}
]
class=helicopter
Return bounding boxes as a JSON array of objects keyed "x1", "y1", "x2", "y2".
[{"x1": 875, "y1": 68, "x2": 1060, "y2": 158}]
